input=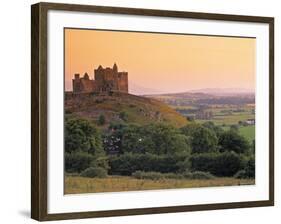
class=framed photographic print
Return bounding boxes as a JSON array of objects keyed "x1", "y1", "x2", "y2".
[{"x1": 31, "y1": 2, "x2": 274, "y2": 221}]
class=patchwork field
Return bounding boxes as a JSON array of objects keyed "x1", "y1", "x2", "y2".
[
  {"x1": 65, "y1": 176, "x2": 255, "y2": 194},
  {"x1": 195, "y1": 105, "x2": 254, "y2": 125},
  {"x1": 185, "y1": 105, "x2": 255, "y2": 142}
]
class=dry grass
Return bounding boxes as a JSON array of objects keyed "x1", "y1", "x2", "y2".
[{"x1": 65, "y1": 176, "x2": 255, "y2": 194}]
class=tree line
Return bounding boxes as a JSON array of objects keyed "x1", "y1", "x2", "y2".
[{"x1": 65, "y1": 117, "x2": 255, "y2": 179}]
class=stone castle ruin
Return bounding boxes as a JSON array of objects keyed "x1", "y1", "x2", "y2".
[{"x1": 72, "y1": 63, "x2": 128, "y2": 93}]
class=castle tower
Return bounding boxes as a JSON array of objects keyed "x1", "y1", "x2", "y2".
[
  {"x1": 83, "y1": 72, "x2": 89, "y2": 80},
  {"x1": 74, "y1": 73, "x2": 80, "y2": 80},
  {"x1": 113, "y1": 63, "x2": 118, "y2": 73},
  {"x1": 73, "y1": 73, "x2": 81, "y2": 92}
]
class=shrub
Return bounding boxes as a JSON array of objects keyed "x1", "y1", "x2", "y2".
[
  {"x1": 164, "y1": 173, "x2": 182, "y2": 179},
  {"x1": 183, "y1": 171, "x2": 215, "y2": 180},
  {"x1": 218, "y1": 130, "x2": 250, "y2": 154},
  {"x1": 234, "y1": 156, "x2": 255, "y2": 179},
  {"x1": 65, "y1": 118, "x2": 103, "y2": 155},
  {"x1": 190, "y1": 152, "x2": 244, "y2": 177},
  {"x1": 80, "y1": 167, "x2": 107, "y2": 178},
  {"x1": 90, "y1": 156, "x2": 109, "y2": 170},
  {"x1": 131, "y1": 170, "x2": 144, "y2": 179},
  {"x1": 176, "y1": 158, "x2": 191, "y2": 173},
  {"x1": 245, "y1": 156, "x2": 255, "y2": 178},
  {"x1": 109, "y1": 153, "x2": 189, "y2": 175},
  {"x1": 234, "y1": 170, "x2": 248, "y2": 179},
  {"x1": 65, "y1": 151, "x2": 94, "y2": 173},
  {"x1": 230, "y1": 125, "x2": 239, "y2": 132}
]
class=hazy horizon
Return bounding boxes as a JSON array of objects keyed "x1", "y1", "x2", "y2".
[{"x1": 65, "y1": 29, "x2": 256, "y2": 95}]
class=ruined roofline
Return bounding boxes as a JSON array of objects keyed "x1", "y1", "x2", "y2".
[{"x1": 94, "y1": 63, "x2": 127, "y2": 74}]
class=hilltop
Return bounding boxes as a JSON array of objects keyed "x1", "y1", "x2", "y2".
[{"x1": 65, "y1": 92, "x2": 188, "y2": 128}]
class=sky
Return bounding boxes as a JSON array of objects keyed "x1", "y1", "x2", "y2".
[{"x1": 64, "y1": 28, "x2": 256, "y2": 95}]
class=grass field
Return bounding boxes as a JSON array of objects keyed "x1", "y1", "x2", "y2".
[
  {"x1": 221, "y1": 125, "x2": 255, "y2": 142},
  {"x1": 65, "y1": 176, "x2": 255, "y2": 194},
  {"x1": 194, "y1": 104, "x2": 254, "y2": 126},
  {"x1": 239, "y1": 125, "x2": 255, "y2": 142}
]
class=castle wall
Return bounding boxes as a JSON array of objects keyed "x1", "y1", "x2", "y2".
[
  {"x1": 80, "y1": 79, "x2": 96, "y2": 92},
  {"x1": 73, "y1": 79, "x2": 81, "y2": 92},
  {"x1": 117, "y1": 72, "x2": 128, "y2": 92}
]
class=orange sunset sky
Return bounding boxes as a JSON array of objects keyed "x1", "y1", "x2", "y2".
[{"x1": 65, "y1": 28, "x2": 256, "y2": 95}]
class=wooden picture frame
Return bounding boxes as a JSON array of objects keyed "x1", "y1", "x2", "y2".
[{"x1": 31, "y1": 2, "x2": 274, "y2": 221}]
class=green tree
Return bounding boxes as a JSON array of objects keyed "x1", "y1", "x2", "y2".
[
  {"x1": 80, "y1": 167, "x2": 107, "y2": 178},
  {"x1": 65, "y1": 118, "x2": 103, "y2": 155},
  {"x1": 218, "y1": 129, "x2": 250, "y2": 154},
  {"x1": 65, "y1": 151, "x2": 94, "y2": 173},
  {"x1": 202, "y1": 121, "x2": 223, "y2": 138},
  {"x1": 180, "y1": 123, "x2": 201, "y2": 137},
  {"x1": 121, "y1": 123, "x2": 191, "y2": 155},
  {"x1": 190, "y1": 152, "x2": 244, "y2": 177},
  {"x1": 182, "y1": 124, "x2": 218, "y2": 154},
  {"x1": 109, "y1": 152, "x2": 189, "y2": 175},
  {"x1": 105, "y1": 123, "x2": 191, "y2": 155},
  {"x1": 121, "y1": 124, "x2": 146, "y2": 153},
  {"x1": 235, "y1": 156, "x2": 255, "y2": 179},
  {"x1": 245, "y1": 156, "x2": 255, "y2": 178},
  {"x1": 230, "y1": 124, "x2": 239, "y2": 132}
]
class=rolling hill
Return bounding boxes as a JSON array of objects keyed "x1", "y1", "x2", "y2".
[{"x1": 65, "y1": 92, "x2": 188, "y2": 128}]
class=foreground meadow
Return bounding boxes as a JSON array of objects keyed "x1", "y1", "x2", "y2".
[{"x1": 65, "y1": 176, "x2": 255, "y2": 194}]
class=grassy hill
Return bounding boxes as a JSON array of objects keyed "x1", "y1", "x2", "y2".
[{"x1": 65, "y1": 92, "x2": 188, "y2": 128}]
